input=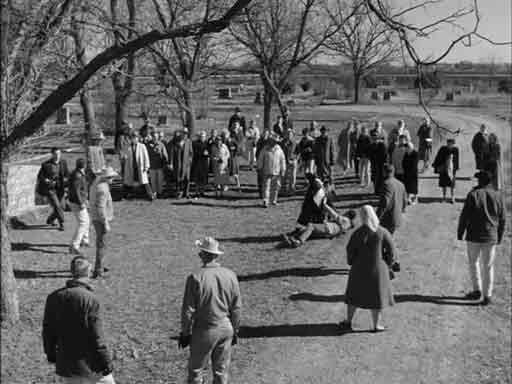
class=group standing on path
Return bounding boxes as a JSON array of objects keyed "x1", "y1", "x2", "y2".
[{"x1": 38, "y1": 108, "x2": 507, "y2": 384}]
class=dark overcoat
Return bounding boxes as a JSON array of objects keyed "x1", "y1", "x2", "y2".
[
  {"x1": 168, "y1": 137, "x2": 193, "y2": 181},
  {"x1": 191, "y1": 139, "x2": 210, "y2": 184},
  {"x1": 402, "y1": 150, "x2": 419, "y2": 194},
  {"x1": 345, "y1": 226, "x2": 396, "y2": 309}
]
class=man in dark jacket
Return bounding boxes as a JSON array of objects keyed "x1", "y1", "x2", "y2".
[
  {"x1": 43, "y1": 256, "x2": 114, "y2": 383},
  {"x1": 313, "y1": 126, "x2": 335, "y2": 185},
  {"x1": 68, "y1": 158, "x2": 89, "y2": 254},
  {"x1": 457, "y1": 170, "x2": 506, "y2": 305},
  {"x1": 168, "y1": 128, "x2": 194, "y2": 199},
  {"x1": 191, "y1": 131, "x2": 210, "y2": 197},
  {"x1": 280, "y1": 129, "x2": 298, "y2": 195},
  {"x1": 147, "y1": 129, "x2": 169, "y2": 199},
  {"x1": 37, "y1": 147, "x2": 69, "y2": 231},
  {"x1": 377, "y1": 164, "x2": 407, "y2": 235},
  {"x1": 471, "y1": 124, "x2": 490, "y2": 170}
]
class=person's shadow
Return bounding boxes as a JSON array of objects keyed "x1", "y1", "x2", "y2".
[
  {"x1": 14, "y1": 269, "x2": 71, "y2": 279},
  {"x1": 288, "y1": 291, "x2": 482, "y2": 306},
  {"x1": 11, "y1": 242, "x2": 69, "y2": 254},
  {"x1": 238, "y1": 267, "x2": 349, "y2": 282}
]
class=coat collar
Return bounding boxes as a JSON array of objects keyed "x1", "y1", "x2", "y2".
[
  {"x1": 66, "y1": 278, "x2": 94, "y2": 291},
  {"x1": 202, "y1": 261, "x2": 221, "y2": 268}
]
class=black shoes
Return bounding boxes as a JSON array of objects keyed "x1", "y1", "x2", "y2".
[
  {"x1": 338, "y1": 320, "x2": 352, "y2": 331},
  {"x1": 465, "y1": 290, "x2": 482, "y2": 300},
  {"x1": 480, "y1": 296, "x2": 492, "y2": 306}
]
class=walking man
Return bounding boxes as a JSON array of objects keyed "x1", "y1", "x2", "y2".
[
  {"x1": 68, "y1": 158, "x2": 90, "y2": 254},
  {"x1": 281, "y1": 128, "x2": 298, "y2": 195},
  {"x1": 89, "y1": 167, "x2": 117, "y2": 278},
  {"x1": 179, "y1": 237, "x2": 242, "y2": 384},
  {"x1": 37, "y1": 147, "x2": 69, "y2": 231},
  {"x1": 471, "y1": 124, "x2": 490, "y2": 171},
  {"x1": 313, "y1": 125, "x2": 335, "y2": 185},
  {"x1": 377, "y1": 164, "x2": 407, "y2": 235},
  {"x1": 43, "y1": 255, "x2": 115, "y2": 383},
  {"x1": 257, "y1": 134, "x2": 286, "y2": 207},
  {"x1": 457, "y1": 170, "x2": 506, "y2": 305}
]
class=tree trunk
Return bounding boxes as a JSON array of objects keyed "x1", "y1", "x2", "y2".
[
  {"x1": 79, "y1": 91, "x2": 98, "y2": 139},
  {"x1": 183, "y1": 88, "x2": 196, "y2": 136},
  {"x1": 262, "y1": 83, "x2": 273, "y2": 131},
  {"x1": 0, "y1": 163, "x2": 19, "y2": 324},
  {"x1": 113, "y1": 91, "x2": 127, "y2": 151},
  {"x1": 353, "y1": 71, "x2": 360, "y2": 104}
]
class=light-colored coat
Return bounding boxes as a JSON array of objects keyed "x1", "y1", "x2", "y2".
[
  {"x1": 89, "y1": 179, "x2": 114, "y2": 223},
  {"x1": 257, "y1": 144, "x2": 286, "y2": 177},
  {"x1": 122, "y1": 142, "x2": 150, "y2": 185},
  {"x1": 212, "y1": 143, "x2": 230, "y2": 185}
]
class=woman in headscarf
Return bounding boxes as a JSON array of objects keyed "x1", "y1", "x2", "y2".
[{"x1": 340, "y1": 205, "x2": 398, "y2": 332}]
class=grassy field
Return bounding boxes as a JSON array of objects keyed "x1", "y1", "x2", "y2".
[{"x1": 2, "y1": 94, "x2": 511, "y2": 384}]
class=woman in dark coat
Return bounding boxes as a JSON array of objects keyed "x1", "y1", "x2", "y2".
[
  {"x1": 340, "y1": 205, "x2": 397, "y2": 332},
  {"x1": 484, "y1": 133, "x2": 502, "y2": 190},
  {"x1": 402, "y1": 142, "x2": 419, "y2": 204},
  {"x1": 432, "y1": 138, "x2": 459, "y2": 203},
  {"x1": 191, "y1": 131, "x2": 210, "y2": 197},
  {"x1": 369, "y1": 134, "x2": 388, "y2": 194},
  {"x1": 168, "y1": 129, "x2": 194, "y2": 198}
]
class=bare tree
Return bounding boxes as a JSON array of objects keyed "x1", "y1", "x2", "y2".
[
  {"x1": 0, "y1": 0, "x2": 252, "y2": 324},
  {"x1": 230, "y1": 0, "x2": 347, "y2": 130},
  {"x1": 150, "y1": 0, "x2": 233, "y2": 135},
  {"x1": 364, "y1": 0, "x2": 512, "y2": 133},
  {"x1": 325, "y1": 0, "x2": 400, "y2": 103}
]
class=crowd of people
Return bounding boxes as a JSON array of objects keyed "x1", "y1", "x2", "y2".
[{"x1": 36, "y1": 108, "x2": 507, "y2": 384}]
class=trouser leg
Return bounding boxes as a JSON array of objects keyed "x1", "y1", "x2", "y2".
[
  {"x1": 143, "y1": 183, "x2": 153, "y2": 200},
  {"x1": 270, "y1": 176, "x2": 281, "y2": 203},
  {"x1": 211, "y1": 332, "x2": 233, "y2": 384},
  {"x1": 481, "y1": 243, "x2": 496, "y2": 297},
  {"x1": 93, "y1": 221, "x2": 107, "y2": 275},
  {"x1": 262, "y1": 176, "x2": 271, "y2": 204},
  {"x1": 297, "y1": 223, "x2": 315, "y2": 243},
  {"x1": 47, "y1": 190, "x2": 65, "y2": 224},
  {"x1": 188, "y1": 330, "x2": 215, "y2": 384},
  {"x1": 467, "y1": 242, "x2": 482, "y2": 292},
  {"x1": 70, "y1": 203, "x2": 89, "y2": 249},
  {"x1": 289, "y1": 160, "x2": 297, "y2": 192}
]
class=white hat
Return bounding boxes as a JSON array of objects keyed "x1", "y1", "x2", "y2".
[
  {"x1": 97, "y1": 166, "x2": 119, "y2": 178},
  {"x1": 195, "y1": 236, "x2": 223, "y2": 255}
]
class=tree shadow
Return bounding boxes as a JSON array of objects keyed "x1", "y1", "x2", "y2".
[
  {"x1": 288, "y1": 291, "x2": 481, "y2": 306},
  {"x1": 419, "y1": 175, "x2": 471, "y2": 181},
  {"x1": 217, "y1": 234, "x2": 283, "y2": 243},
  {"x1": 172, "y1": 201, "x2": 263, "y2": 209},
  {"x1": 14, "y1": 269, "x2": 71, "y2": 279},
  {"x1": 417, "y1": 196, "x2": 465, "y2": 204},
  {"x1": 238, "y1": 323, "x2": 367, "y2": 338},
  {"x1": 238, "y1": 267, "x2": 349, "y2": 282},
  {"x1": 11, "y1": 242, "x2": 68, "y2": 254}
]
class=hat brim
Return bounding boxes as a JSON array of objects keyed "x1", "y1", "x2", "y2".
[{"x1": 195, "y1": 240, "x2": 224, "y2": 255}]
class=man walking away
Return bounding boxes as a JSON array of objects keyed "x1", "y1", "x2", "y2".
[
  {"x1": 457, "y1": 170, "x2": 506, "y2": 306},
  {"x1": 68, "y1": 158, "x2": 90, "y2": 254},
  {"x1": 37, "y1": 147, "x2": 69, "y2": 231},
  {"x1": 43, "y1": 256, "x2": 115, "y2": 384},
  {"x1": 471, "y1": 124, "x2": 490, "y2": 171},
  {"x1": 89, "y1": 167, "x2": 117, "y2": 279},
  {"x1": 179, "y1": 237, "x2": 241, "y2": 384},
  {"x1": 377, "y1": 164, "x2": 407, "y2": 235}
]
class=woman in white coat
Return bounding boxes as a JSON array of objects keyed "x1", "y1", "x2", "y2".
[
  {"x1": 211, "y1": 136, "x2": 230, "y2": 197},
  {"x1": 121, "y1": 132, "x2": 153, "y2": 200}
]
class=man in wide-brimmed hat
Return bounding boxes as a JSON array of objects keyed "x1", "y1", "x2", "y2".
[
  {"x1": 457, "y1": 170, "x2": 506, "y2": 306},
  {"x1": 179, "y1": 237, "x2": 241, "y2": 384},
  {"x1": 89, "y1": 167, "x2": 118, "y2": 278}
]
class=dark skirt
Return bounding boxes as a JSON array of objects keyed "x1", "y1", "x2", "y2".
[
  {"x1": 404, "y1": 175, "x2": 418, "y2": 194},
  {"x1": 439, "y1": 171, "x2": 456, "y2": 188},
  {"x1": 345, "y1": 258, "x2": 395, "y2": 309},
  {"x1": 229, "y1": 155, "x2": 240, "y2": 176},
  {"x1": 191, "y1": 158, "x2": 209, "y2": 184}
]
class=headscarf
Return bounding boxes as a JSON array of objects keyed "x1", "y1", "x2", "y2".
[{"x1": 360, "y1": 205, "x2": 379, "y2": 232}]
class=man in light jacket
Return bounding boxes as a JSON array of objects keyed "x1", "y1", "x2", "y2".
[
  {"x1": 121, "y1": 132, "x2": 153, "y2": 200},
  {"x1": 457, "y1": 170, "x2": 506, "y2": 305},
  {"x1": 257, "y1": 134, "x2": 286, "y2": 207},
  {"x1": 179, "y1": 237, "x2": 241, "y2": 384},
  {"x1": 89, "y1": 167, "x2": 117, "y2": 278}
]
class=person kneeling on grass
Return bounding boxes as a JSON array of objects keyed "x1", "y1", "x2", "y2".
[{"x1": 283, "y1": 206, "x2": 356, "y2": 248}]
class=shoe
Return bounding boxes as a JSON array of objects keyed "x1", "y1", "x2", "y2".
[
  {"x1": 464, "y1": 290, "x2": 482, "y2": 300},
  {"x1": 290, "y1": 238, "x2": 301, "y2": 248},
  {"x1": 46, "y1": 218, "x2": 57, "y2": 226},
  {"x1": 69, "y1": 246, "x2": 81, "y2": 255},
  {"x1": 480, "y1": 296, "x2": 492, "y2": 306},
  {"x1": 262, "y1": 201, "x2": 268, "y2": 208},
  {"x1": 450, "y1": 197, "x2": 455, "y2": 204},
  {"x1": 372, "y1": 326, "x2": 386, "y2": 333},
  {"x1": 58, "y1": 224, "x2": 65, "y2": 231},
  {"x1": 338, "y1": 320, "x2": 352, "y2": 331},
  {"x1": 271, "y1": 201, "x2": 278, "y2": 206}
]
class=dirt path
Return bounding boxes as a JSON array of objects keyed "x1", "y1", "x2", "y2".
[
  {"x1": 2, "y1": 105, "x2": 510, "y2": 384},
  {"x1": 230, "y1": 105, "x2": 511, "y2": 384}
]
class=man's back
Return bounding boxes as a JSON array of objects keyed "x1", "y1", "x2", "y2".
[
  {"x1": 379, "y1": 177, "x2": 407, "y2": 231},
  {"x1": 43, "y1": 280, "x2": 111, "y2": 377},
  {"x1": 458, "y1": 186, "x2": 505, "y2": 243},
  {"x1": 182, "y1": 264, "x2": 241, "y2": 331}
]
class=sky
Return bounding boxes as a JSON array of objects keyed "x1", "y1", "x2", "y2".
[{"x1": 388, "y1": 0, "x2": 511, "y2": 63}]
